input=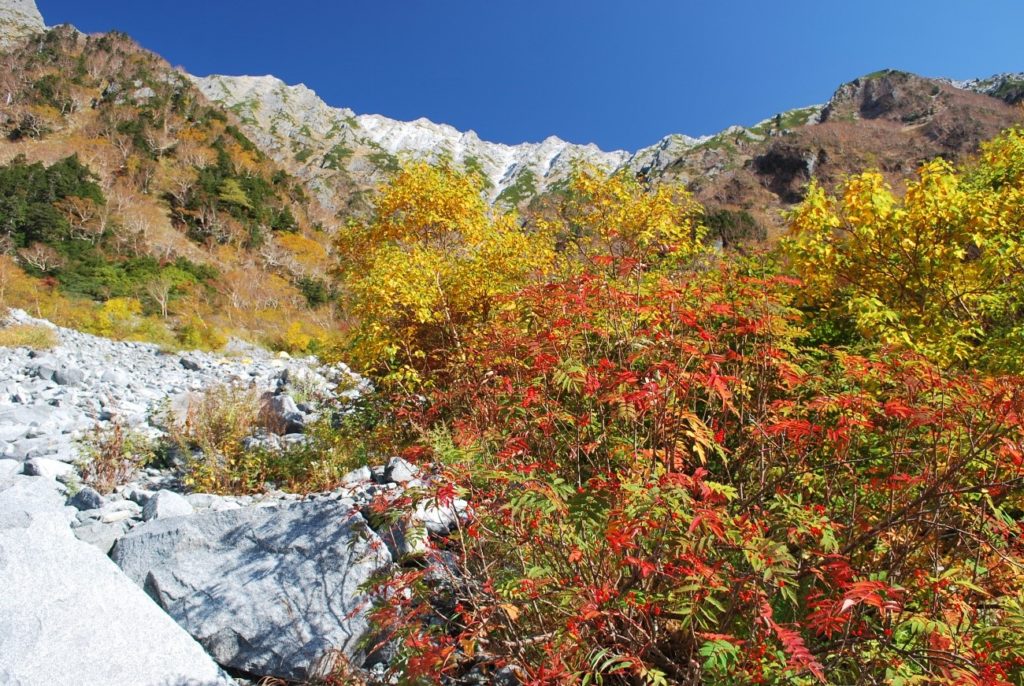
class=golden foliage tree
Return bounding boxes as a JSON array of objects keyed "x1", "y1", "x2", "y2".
[
  {"x1": 784, "y1": 127, "x2": 1024, "y2": 370},
  {"x1": 550, "y1": 165, "x2": 706, "y2": 268},
  {"x1": 337, "y1": 161, "x2": 557, "y2": 388}
]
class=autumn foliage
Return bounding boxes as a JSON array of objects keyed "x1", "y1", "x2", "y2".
[
  {"x1": 0, "y1": 28, "x2": 342, "y2": 351},
  {"x1": 337, "y1": 161, "x2": 557, "y2": 389},
  {"x1": 360, "y1": 136, "x2": 1024, "y2": 686},
  {"x1": 784, "y1": 127, "x2": 1024, "y2": 371}
]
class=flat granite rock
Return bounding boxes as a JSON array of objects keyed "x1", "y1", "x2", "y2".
[
  {"x1": 0, "y1": 476, "x2": 233, "y2": 686},
  {"x1": 112, "y1": 499, "x2": 394, "y2": 681}
]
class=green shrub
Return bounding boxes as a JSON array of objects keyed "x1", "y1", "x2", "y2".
[
  {"x1": 77, "y1": 423, "x2": 155, "y2": 494},
  {"x1": 0, "y1": 154, "x2": 103, "y2": 248},
  {"x1": 704, "y1": 208, "x2": 766, "y2": 247}
]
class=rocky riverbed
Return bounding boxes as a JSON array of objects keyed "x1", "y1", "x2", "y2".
[{"x1": 0, "y1": 309, "x2": 465, "y2": 684}]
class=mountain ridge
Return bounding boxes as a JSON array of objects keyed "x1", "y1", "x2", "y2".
[
  {"x1": 1, "y1": 0, "x2": 1022, "y2": 230},
  {"x1": 189, "y1": 72, "x2": 635, "y2": 210},
  {"x1": 192, "y1": 67, "x2": 1023, "y2": 220}
]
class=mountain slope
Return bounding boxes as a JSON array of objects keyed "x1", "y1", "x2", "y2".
[
  {"x1": 191, "y1": 74, "x2": 631, "y2": 213},
  {"x1": 0, "y1": 18, "x2": 344, "y2": 350},
  {"x1": 2, "y1": 0, "x2": 1022, "y2": 259},
  {"x1": 195, "y1": 68, "x2": 1022, "y2": 237},
  {"x1": 642, "y1": 69, "x2": 1023, "y2": 237}
]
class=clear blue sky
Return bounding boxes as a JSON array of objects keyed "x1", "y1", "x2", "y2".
[{"x1": 35, "y1": 0, "x2": 1024, "y2": 151}]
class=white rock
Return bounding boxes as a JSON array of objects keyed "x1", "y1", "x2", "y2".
[
  {"x1": 99, "y1": 500, "x2": 141, "y2": 524},
  {"x1": 112, "y1": 500, "x2": 392, "y2": 681},
  {"x1": 0, "y1": 459, "x2": 21, "y2": 481},
  {"x1": 22, "y1": 457, "x2": 74, "y2": 480},
  {"x1": 0, "y1": 0, "x2": 44, "y2": 50},
  {"x1": 189, "y1": 74, "x2": 631, "y2": 208},
  {"x1": 142, "y1": 490, "x2": 195, "y2": 521},
  {"x1": 0, "y1": 475, "x2": 234, "y2": 685},
  {"x1": 384, "y1": 456, "x2": 419, "y2": 484}
]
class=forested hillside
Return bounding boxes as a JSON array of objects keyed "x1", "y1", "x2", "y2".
[{"x1": 0, "y1": 27, "x2": 343, "y2": 351}]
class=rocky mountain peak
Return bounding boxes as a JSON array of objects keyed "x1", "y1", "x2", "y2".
[
  {"x1": 820, "y1": 70, "x2": 947, "y2": 124},
  {"x1": 190, "y1": 73, "x2": 631, "y2": 210},
  {"x1": 951, "y1": 72, "x2": 1024, "y2": 105},
  {"x1": 0, "y1": 0, "x2": 45, "y2": 49}
]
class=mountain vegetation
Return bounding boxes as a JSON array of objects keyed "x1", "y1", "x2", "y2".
[
  {"x1": 0, "y1": 27, "x2": 343, "y2": 351},
  {"x1": 1, "y1": 9, "x2": 1024, "y2": 686},
  {"x1": 354, "y1": 132, "x2": 1024, "y2": 685}
]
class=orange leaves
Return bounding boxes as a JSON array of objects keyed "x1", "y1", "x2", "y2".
[
  {"x1": 375, "y1": 232, "x2": 1024, "y2": 684},
  {"x1": 771, "y1": 623, "x2": 826, "y2": 683},
  {"x1": 881, "y1": 399, "x2": 917, "y2": 420},
  {"x1": 604, "y1": 523, "x2": 637, "y2": 553},
  {"x1": 838, "y1": 580, "x2": 903, "y2": 615},
  {"x1": 696, "y1": 368, "x2": 737, "y2": 411},
  {"x1": 765, "y1": 418, "x2": 819, "y2": 440}
]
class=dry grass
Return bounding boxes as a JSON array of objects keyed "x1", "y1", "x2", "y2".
[
  {"x1": 162, "y1": 382, "x2": 375, "y2": 495},
  {"x1": 77, "y1": 423, "x2": 154, "y2": 494},
  {"x1": 0, "y1": 323, "x2": 58, "y2": 349}
]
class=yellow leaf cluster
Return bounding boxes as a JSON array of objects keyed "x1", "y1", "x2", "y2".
[
  {"x1": 276, "y1": 232, "x2": 329, "y2": 271},
  {"x1": 784, "y1": 128, "x2": 1024, "y2": 370},
  {"x1": 553, "y1": 166, "x2": 706, "y2": 266},
  {"x1": 338, "y1": 162, "x2": 557, "y2": 385}
]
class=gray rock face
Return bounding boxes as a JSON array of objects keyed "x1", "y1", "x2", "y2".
[
  {"x1": 190, "y1": 74, "x2": 632, "y2": 211},
  {"x1": 73, "y1": 519, "x2": 128, "y2": 554},
  {"x1": 142, "y1": 489, "x2": 194, "y2": 520},
  {"x1": 112, "y1": 500, "x2": 394, "y2": 681},
  {"x1": 0, "y1": 0, "x2": 44, "y2": 50},
  {"x1": 0, "y1": 476, "x2": 233, "y2": 686},
  {"x1": 53, "y1": 365, "x2": 85, "y2": 386}
]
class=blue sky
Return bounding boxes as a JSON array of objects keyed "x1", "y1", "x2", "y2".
[{"x1": 36, "y1": 1, "x2": 1024, "y2": 151}]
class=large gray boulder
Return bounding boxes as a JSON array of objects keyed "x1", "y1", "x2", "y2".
[
  {"x1": 112, "y1": 499, "x2": 394, "y2": 681},
  {"x1": 0, "y1": 476, "x2": 232, "y2": 686},
  {"x1": 261, "y1": 393, "x2": 306, "y2": 434}
]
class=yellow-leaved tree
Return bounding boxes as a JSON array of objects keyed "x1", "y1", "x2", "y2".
[
  {"x1": 549, "y1": 165, "x2": 706, "y2": 269},
  {"x1": 337, "y1": 161, "x2": 557, "y2": 388},
  {"x1": 784, "y1": 127, "x2": 1024, "y2": 370}
]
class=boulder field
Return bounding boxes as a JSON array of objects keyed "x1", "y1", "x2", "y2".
[{"x1": 0, "y1": 310, "x2": 464, "y2": 683}]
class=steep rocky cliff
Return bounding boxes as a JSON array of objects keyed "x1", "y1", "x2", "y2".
[
  {"x1": 0, "y1": 0, "x2": 43, "y2": 49},
  {"x1": 191, "y1": 73, "x2": 631, "y2": 212},
  {"x1": 194, "y1": 68, "x2": 1021, "y2": 234}
]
